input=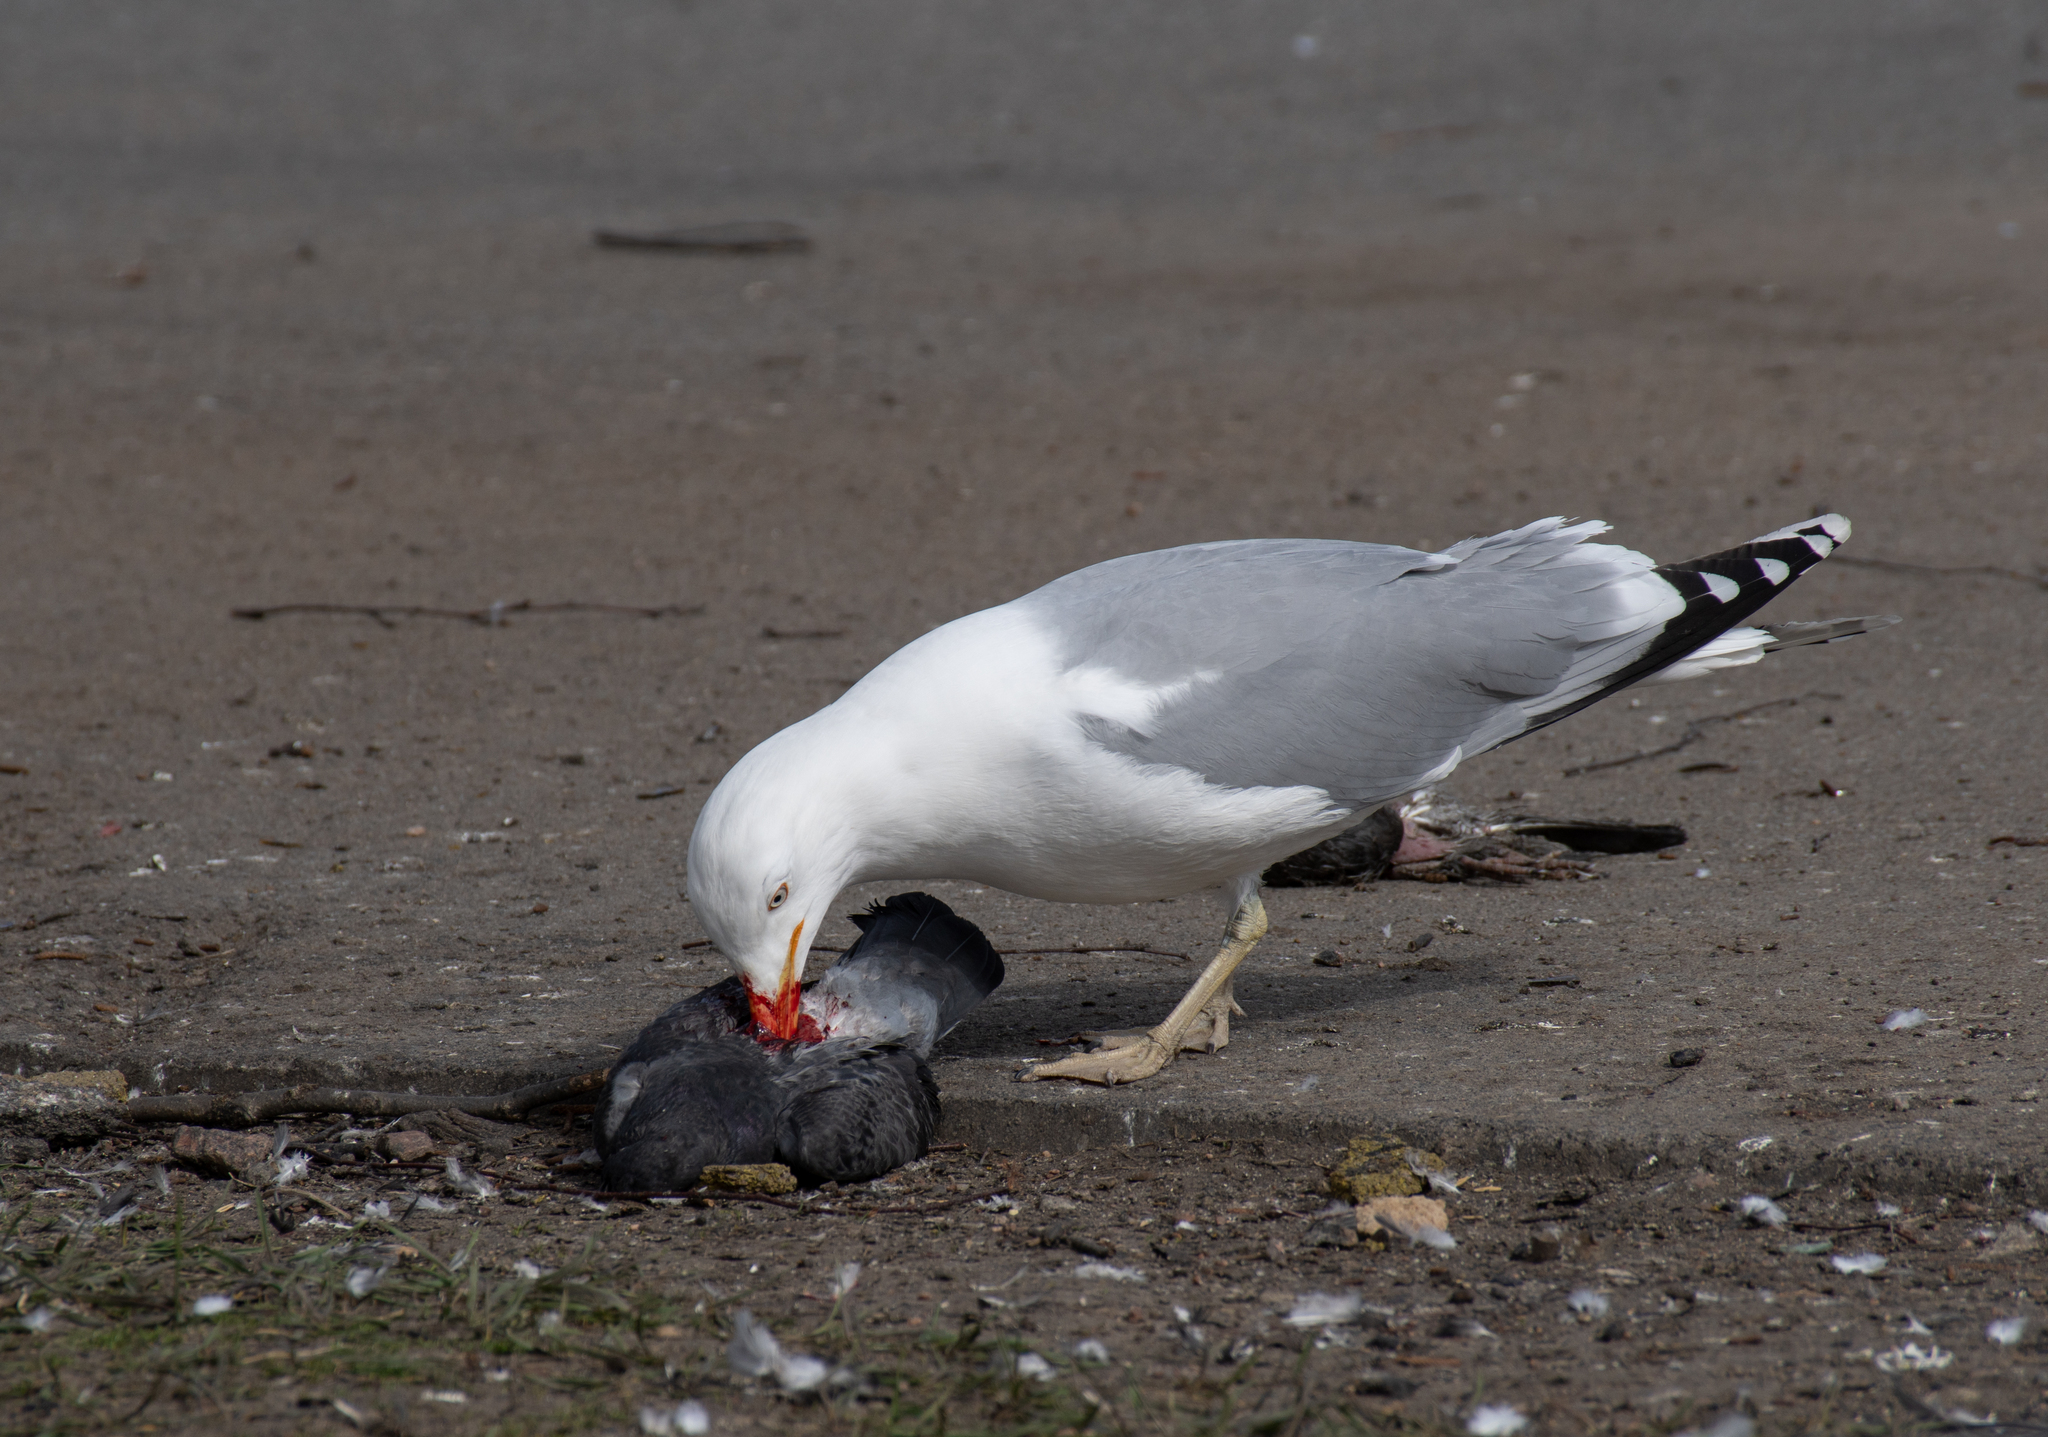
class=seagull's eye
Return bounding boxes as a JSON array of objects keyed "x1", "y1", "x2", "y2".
[{"x1": 768, "y1": 882, "x2": 789, "y2": 911}]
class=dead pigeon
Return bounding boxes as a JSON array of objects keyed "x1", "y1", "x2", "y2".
[
  {"x1": 595, "y1": 892, "x2": 1000, "y2": 1192},
  {"x1": 1263, "y1": 787, "x2": 1685, "y2": 887}
]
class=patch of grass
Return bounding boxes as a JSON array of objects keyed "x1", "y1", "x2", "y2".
[{"x1": 1, "y1": 1172, "x2": 1399, "y2": 1437}]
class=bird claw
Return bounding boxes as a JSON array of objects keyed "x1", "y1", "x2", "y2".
[{"x1": 1020, "y1": 1034, "x2": 1172, "y2": 1086}]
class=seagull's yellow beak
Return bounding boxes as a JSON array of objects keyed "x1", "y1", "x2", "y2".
[{"x1": 745, "y1": 920, "x2": 805, "y2": 1039}]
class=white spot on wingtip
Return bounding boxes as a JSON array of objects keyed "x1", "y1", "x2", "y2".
[
  {"x1": 1701, "y1": 572, "x2": 1740, "y2": 602},
  {"x1": 1756, "y1": 556, "x2": 1790, "y2": 585},
  {"x1": 1799, "y1": 532, "x2": 1834, "y2": 557}
]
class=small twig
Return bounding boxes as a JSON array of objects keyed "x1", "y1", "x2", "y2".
[
  {"x1": 1832, "y1": 554, "x2": 2048, "y2": 590},
  {"x1": 997, "y1": 944, "x2": 1193, "y2": 962},
  {"x1": 1563, "y1": 695, "x2": 1810, "y2": 777},
  {"x1": 1989, "y1": 835, "x2": 2048, "y2": 848},
  {"x1": 231, "y1": 600, "x2": 705, "y2": 628},
  {"x1": 873, "y1": 1185, "x2": 1012, "y2": 1215},
  {"x1": 513, "y1": 1178, "x2": 1009, "y2": 1218},
  {"x1": 127, "y1": 1069, "x2": 609, "y2": 1127},
  {"x1": 273, "y1": 1187, "x2": 361, "y2": 1220}
]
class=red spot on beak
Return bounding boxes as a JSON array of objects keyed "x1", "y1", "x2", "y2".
[{"x1": 746, "y1": 920, "x2": 812, "y2": 1041}]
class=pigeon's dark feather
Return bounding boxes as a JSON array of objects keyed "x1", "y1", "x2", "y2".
[
  {"x1": 594, "y1": 975, "x2": 753, "y2": 1150},
  {"x1": 774, "y1": 1042, "x2": 941, "y2": 1185},
  {"x1": 598, "y1": 1037, "x2": 782, "y2": 1192}
]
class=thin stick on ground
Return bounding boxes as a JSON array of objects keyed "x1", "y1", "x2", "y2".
[
  {"x1": 1562, "y1": 694, "x2": 1817, "y2": 777},
  {"x1": 1832, "y1": 554, "x2": 2048, "y2": 590},
  {"x1": 230, "y1": 600, "x2": 705, "y2": 628}
]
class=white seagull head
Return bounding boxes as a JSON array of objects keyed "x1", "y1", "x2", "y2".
[{"x1": 686, "y1": 722, "x2": 863, "y2": 1038}]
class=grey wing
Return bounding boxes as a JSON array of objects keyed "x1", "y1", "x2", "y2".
[{"x1": 1016, "y1": 522, "x2": 1727, "y2": 806}]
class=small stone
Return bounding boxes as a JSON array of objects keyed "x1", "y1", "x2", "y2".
[
  {"x1": 1513, "y1": 1225, "x2": 1565, "y2": 1263},
  {"x1": 170, "y1": 1125, "x2": 278, "y2": 1181},
  {"x1": 1311, "y1": 949, "x2": 1344, "y2": 968},
  {"x1": 375, "y1": 1131, "x2": 437, "y2": 1162},
  {"x1": 1668, "y1": 1048, "x2": 1705, "y2": 1069},
  {"x1": 699, "y1": 1163, "x2": 798, "y2": 1195}
]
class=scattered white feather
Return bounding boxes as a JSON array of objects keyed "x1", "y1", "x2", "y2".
[
  {"x1": 361, "y1": 1200, "x2": 391, "y2": 1221},
  {"x1": 1467, "y1": 1403, "x2": 1530, "y2": 1435},
  {"x1": 274, "y1": 1153, "x2": 312, "y2": 1186},
  {"x1": 1902, "y1": 1315, "x2": 1934, "y2": 1336},
  {"x1": 1074, "y1": 1338, "x2": 1111, "y2": 1365},
  {"x1": 192, "y1": 1294, "x2": 233, "y2": 1317},
  {"x1": 1874, "y1": 1201, "x2": 1902, "y2": 1218},
  {"x1": 1874, "y1": 1342, "x2": 1952, "y2": 1372},
  {"x1": 23, "y1": 1306, "x2": 56, "y2": 1332},
  {"x1": 421, "y1": 1390, "x2": 467, "y2": 1404},
  {"x1": 1831, "y1": 1252, "x2": 1887, "y2": 1275},
  {"x1": 408, "y1": 1193, "x2": 456, "y2": 1213},
  {"x1": 1377, "y1": 1210, "x2": 1457, "y2": 1250},
  {"x1": 1013, "y1": 1352, "x2": 1055, "y2": 1382},
  {"x1": 444, "y1": 1157, "x2": 497, "y2": 1199},
  {"x1": 1284, "y1": 1292, "x2": 1364, "y2": 1328},
  {"x1": 641, "y1": 1401, "x2": 712, "y2": 1435},
  {"x1": 2028, "y1": 1210, "x2": 2048, "y2": 1236},
  {"x1": 1738, "y1": 1196, "x2": 1787, "y2": 1228},
  {"x1": 346, "y1": 1265, "x2": 386, "y2": 1297},
  {"x1": 831, "y1": 1261, "x2": 862, "y2": 1298},
  {"x1": 1883, "y1": 1008, "x2": 1928, "y2": 1031},
  {"x1": 1675, "y1": 1413, "x2": 1755, "y2": 1437},
  {"x1": 1074, "y1": 1262, "x2": 1146, "y2": 1282},
  {"x1": 1405, "y1": 1148, "x2": 1472, "y2": 1196},
  {"x1": 1986, "y1": 1316, "x2": 2027, "y2": 1347},
  {"x1": 513, "y1": 1259, "x2": 546, "y2": 1280},
  {"x1": 1567, "y1": 1289, "x2": 1610, "y2": 1319},
  {"x1": 728, "y1": 1309, "x2": 831, "y2": 1392}
]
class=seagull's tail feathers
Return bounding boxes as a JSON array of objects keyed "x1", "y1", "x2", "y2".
[{"x1": 1511, "y1": 514, "x2": 1893, "y2": 735}]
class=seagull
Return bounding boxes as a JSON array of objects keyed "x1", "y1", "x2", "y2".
[
  {"x1": 686, "y1": 514, "x2": 1894, "y2": 1085},
  {"x1": 596, "y1": 892, "x2": 1002, "y2": 1190}
]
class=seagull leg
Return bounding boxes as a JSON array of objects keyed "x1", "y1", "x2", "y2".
[{"x1": 1022, "y1": 887, "x2": 1267, "y2": 1086}]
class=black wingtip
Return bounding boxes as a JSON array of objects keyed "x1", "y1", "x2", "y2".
[{"x1": 1522, "y1": 515, "x2": 1853, "y2": 736}]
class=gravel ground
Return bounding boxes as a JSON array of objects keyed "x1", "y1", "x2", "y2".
[{"x1": 5, "y1": 1119, "x2": 2046, "y2": 1435}]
